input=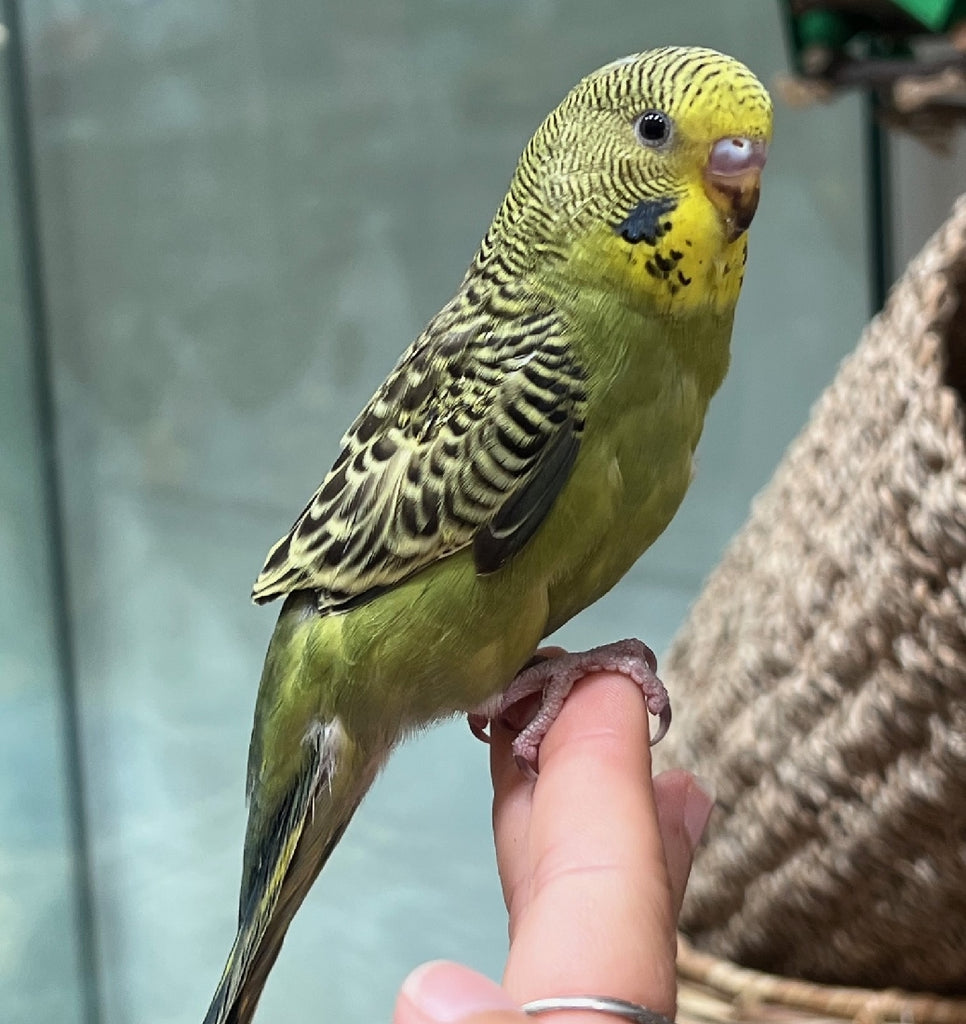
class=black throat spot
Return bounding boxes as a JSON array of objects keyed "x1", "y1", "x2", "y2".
[{"x1": 616, "y1": 196, "x2": 678, "y2": 246}]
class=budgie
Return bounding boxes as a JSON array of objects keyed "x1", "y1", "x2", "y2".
[{"x1": 204, "y1": 45, "x2": 772, "y2": 1024}]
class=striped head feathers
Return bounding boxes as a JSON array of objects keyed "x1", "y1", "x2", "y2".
[{"x1": 481, "y1": 46, "x2": 774, "y2": 314}]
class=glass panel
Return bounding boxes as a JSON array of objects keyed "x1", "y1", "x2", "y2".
[
  {"x1": 17, "y1": 3, "x2": 870, "y2": 1022},
  {"x1": 0, "y1": 15, "x2": 85, "y2": 1024}
]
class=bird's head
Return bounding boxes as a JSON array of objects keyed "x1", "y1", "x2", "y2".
[{"x1": 484, "y1": 46, "x2": 773, "y2": 316}]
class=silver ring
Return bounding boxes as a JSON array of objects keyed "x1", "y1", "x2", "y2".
[{"x1": 521, "y1": 995, "x2": 673, "y2": 1023}]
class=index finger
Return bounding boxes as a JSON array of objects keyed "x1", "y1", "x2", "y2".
[{"x1": 490, "y1": 672, "x2": 677, "y2": 1020}]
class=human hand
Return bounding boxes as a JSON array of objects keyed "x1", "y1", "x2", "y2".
[{"x1": 394, "y1": 669, "x2": 714, "y2": 1024}]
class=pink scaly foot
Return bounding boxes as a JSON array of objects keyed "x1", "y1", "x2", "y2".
[{"x1": 470, "y1": 638, "x2": 671, "y2": 778}]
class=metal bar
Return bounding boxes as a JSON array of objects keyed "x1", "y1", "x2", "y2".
[
  {"x1": 865, "y1": 90, "x2": 894, "y2": 313},
  {"x1": 1, "y1": 3, "x2": 103, "y2": 1023}
]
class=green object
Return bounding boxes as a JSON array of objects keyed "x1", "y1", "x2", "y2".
[
  {"x1": 897, "y1": 0, "x2": 966, "y2": 32},
  {"x1": 781, "y1": 0, "x2": 966, "y2": 71},
  {"x1": 203, "y1": 46, "x2": 773, "y2": 1024},
  {"x1": 797, "y1": 9, "x2": 855, "y2": 52}
]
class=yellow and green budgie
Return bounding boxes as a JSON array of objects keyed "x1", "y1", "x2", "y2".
[{"x1": 204, "y1": 45, "x2": 772, "y2": 1024}]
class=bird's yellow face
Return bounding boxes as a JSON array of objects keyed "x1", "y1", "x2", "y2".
[{"x1": 505, "y1": 47, "x2": 773, "y2": 317}]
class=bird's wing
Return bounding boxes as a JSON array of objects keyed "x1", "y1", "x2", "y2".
[{"x1": 252, "y1": 301, "x2": 587, "y2": 614}]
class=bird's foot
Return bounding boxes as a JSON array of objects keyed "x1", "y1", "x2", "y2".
[
  {"x1": 468, "y1": 638, "x2": 671, "y2": 778},
  {"x1": 467, "y1": 712, "x2": 491, "y2": 742}
]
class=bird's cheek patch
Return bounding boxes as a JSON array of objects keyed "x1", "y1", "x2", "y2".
[{"x1": 615, "y1": 196, "x2": 678, "y2": 246}]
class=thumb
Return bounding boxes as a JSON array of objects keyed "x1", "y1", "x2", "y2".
[{"x1": 394, "y1": 961, "x2": 526, "y2": 1024}]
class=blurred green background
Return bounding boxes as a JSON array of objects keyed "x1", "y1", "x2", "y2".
[{"x1": 1, "y1": 2, "x2": 962, "y2": 1024}]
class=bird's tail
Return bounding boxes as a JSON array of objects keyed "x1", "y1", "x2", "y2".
[{"x1": 202, "y1": 717, "x2": 384, "y2": 1024}]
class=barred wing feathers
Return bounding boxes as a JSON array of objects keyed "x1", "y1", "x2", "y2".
[{"x1": 252, "y1": 302, "x2": 586, "y2": 615}]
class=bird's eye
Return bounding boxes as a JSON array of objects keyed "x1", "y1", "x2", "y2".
[{"x1": 634, "y1": 110, "x2": 672, "y2": 147}]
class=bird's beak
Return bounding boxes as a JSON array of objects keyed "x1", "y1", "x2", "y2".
[{"x1": 703, "y1": 136, "x2": 768, "y2": 243}]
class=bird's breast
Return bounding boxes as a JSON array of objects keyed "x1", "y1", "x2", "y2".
[{"x1": 537, "y1": 377, "x2": 702, "y2": 635}]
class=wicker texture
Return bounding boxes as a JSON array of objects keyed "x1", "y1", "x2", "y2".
[
  {"x1": 676, "y1": 937, "x2": 966, "y2": 1024},
  {"x1": 658, "y1": 197, "x2": 966, "y2": 993}
]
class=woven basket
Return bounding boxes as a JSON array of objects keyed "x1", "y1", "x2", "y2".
[
  {"x1": 657, "y1": 195, "x2": 966, "y2": 1002},
  {"x1": 676, "y1": 936, "x2": 966, "y2": 1024}
]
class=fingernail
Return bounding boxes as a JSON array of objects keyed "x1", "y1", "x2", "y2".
[
  {"x1": 400, "y1": 960, "x2": 520, "y2": 1022},
  {"x1": 683, "y1": 774, "x2": 716, "y2": 852}
]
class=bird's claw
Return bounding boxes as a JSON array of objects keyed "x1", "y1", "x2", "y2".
[
  {"x1": 513, "y1": 753, "x2": 539, "y2": 781},
  {"x1": 467, "y1": 713, "x2": 491, "y2": 743},
  {"x1": 499, "y1": 638, "x2": 671, "y2": 776},
  {"x1": 468, "y1": 639, "x2": 671, "y2": 774},
  {"x1": 651, "y1": 699, "x2": 672, "y2": 746}
]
